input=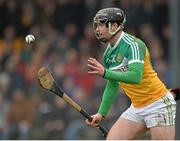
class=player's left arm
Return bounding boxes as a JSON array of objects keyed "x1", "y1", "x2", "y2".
[
  {"x1": 104, "y1": 63, "x2": 144, "y2": 84},
  {"x1": 104, "y1": 39, "x2": 146, "y2": 84},
  {"x1": 88, "y1": 58, "x2": 144, "y2": 84},
  {"x1": 88, "y1": 40, "x2": 146, "y2": 84}
]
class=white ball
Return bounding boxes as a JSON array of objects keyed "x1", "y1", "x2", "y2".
[{"x1": 25, "y1": 34, "x2": 35, "y2": 44}]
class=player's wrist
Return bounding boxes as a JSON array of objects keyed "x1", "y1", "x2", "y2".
[
  {"x1": 102, "y1": 69, "x2": 111, "y2": 79},
  {"x1": 97, "y1": 112, "x2": 106, "y2": 119},
  {"x1": 98, "y1": 108, "x2": 108, "y2": 117},
  {"x1": 102, "y1": 68, "x2": 106, "y2": 78}
]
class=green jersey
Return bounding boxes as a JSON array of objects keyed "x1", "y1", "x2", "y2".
[
  {"x1": 98, "y1": 31, "x2": 167, "y2": 116},
  {"x1": 103, "y1": 32, "x2": 146, "y2": 71}
]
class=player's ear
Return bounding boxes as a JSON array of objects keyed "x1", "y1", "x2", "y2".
[{"x1": 111, "y1": 22, "x2": 119, "y2": 31}]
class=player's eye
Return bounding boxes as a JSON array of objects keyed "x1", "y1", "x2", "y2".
[{"x1": 99, "y1": 18, "x2": 108, "y2": 24}]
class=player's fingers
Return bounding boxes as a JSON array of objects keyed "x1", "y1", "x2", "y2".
[
  {"x1": 88, "y1": 71, "x2": 99, "y2": 74},
  {"x1": 85, "y1": 119, "x2": 91, "y2": 125},
  {"x1": 88, "y1": 57, "x2": 95, "y2": 61},
  {"x1": 92, "y1": 123, "x2": 98, "y2": 127},
  {"x1": 91, "y1": 118, "x2": 98, "y2": 127},
  {"x1": 88, "y1": 59, "x2": 97, "y2": 66},
  {"x1": 91, "y1": 117, "x2": 97, "y2": 124},
  {"x1": 95, "y1": 125, "x2": 100, "y2": 129},
  {"x1": 88, "y1": 57, "x2": 99, "y2": 64},
  {"x1": 88, "y1": 58, "x2": 103, "y2": 69},
  {"x1": 87, "y1": 64, "x2": 98, "y2": 70},
  {"x1": 85, "y1": 119, "x2": 98, "y2": 127}
]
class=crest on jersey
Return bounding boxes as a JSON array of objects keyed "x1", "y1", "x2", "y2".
[{"x1": 117, "y1": 53, "x2": 122, "y2": 62}]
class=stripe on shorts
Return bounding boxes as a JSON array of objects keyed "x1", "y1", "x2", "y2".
[{"x1": 162, "y1": 97, "x2": 173, "y2": 125}]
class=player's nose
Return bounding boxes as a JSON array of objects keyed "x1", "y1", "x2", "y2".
[{"x1": 95, "y1": 26, "x2": 99, "y2": 32}]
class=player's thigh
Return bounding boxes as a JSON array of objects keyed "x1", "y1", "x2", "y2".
[
  {"x1": 107, "y1": 117, "x2": 148, "y2": 140},
  {"x1": 150, "y1": 126, "x2": 175, "y2": 140}
]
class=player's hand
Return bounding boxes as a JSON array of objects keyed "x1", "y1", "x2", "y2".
[
  {"x1": 88, "y1": 57, "x2": 105, "y2": 76},
  {"x1": 85, "y1": 113, "x2": 104, "y2": 127}
]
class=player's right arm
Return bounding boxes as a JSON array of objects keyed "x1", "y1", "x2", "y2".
[
  {"x1": 86, "y1": 80, "x2": 119, "y2": 126},
  {"x1": 98, "y1": 80, "x2": 119, "y2": 117}
]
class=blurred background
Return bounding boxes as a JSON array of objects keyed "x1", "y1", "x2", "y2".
[{"x1": 0, "y1": 0, "x2": 179, "y2": 139}]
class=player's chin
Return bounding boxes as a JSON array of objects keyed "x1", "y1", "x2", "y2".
[
  {"x1": 96, "y1": 33, "x2": 107, "y2": 42},
  {"x1": 100, "y1": 38, "x2": 109, "y2": 43}
]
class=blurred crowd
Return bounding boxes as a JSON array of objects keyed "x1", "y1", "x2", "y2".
[{"x1": 0, "y1": 0, "x2": 175, "y2": 139}]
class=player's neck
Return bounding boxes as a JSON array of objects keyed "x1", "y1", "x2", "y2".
[{"x1": 109, "y1": 31, "x2": 122, "y2": 46}]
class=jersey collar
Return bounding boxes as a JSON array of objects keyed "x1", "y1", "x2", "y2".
[{"x1": 108, "y1": 31, "x2": 124, "y2": 49}]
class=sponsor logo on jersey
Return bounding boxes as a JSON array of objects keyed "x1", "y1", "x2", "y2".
[{"x1": 110, "y1": 57, "x2": 128, "y2": 72}]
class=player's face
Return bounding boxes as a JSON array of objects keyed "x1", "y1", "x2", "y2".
[{"x1": 93, "y1": 22, "x2": 111, "y2": 43}]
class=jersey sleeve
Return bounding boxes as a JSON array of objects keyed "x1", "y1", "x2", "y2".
[
  {"x1": 104, "y1": 62, "x2": 144, "y2": 84},
  {"x1": 126, "y1": 40, "x2": 146, "y2": 65},
  {"x1": 98, "y1": 80, "x2": 119, "y2": 117}
]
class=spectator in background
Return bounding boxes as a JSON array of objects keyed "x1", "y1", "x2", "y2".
[
  {"x1": 6, "y1": 89, "x2": 35, "y2": 139},
  {"x1": 0, "y1": 92, "x2": 9, "y2": 139}
]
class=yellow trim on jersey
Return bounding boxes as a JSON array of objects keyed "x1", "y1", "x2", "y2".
[{"x1": 120, "y1": 47, "x2": 168, "y2": 108}]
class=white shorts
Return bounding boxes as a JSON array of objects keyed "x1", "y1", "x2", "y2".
[{"x1": 121, "y1": 92, "x2": 176, "y2": 128}]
